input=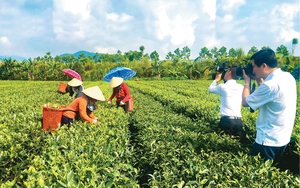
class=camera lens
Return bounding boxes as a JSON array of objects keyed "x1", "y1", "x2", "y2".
[
  {"x1": 236, "y1": 67, "x2": 243, "y2": 77},
  {"x1": 216, "y1": 65, "x2": 224, "y2": 73}
]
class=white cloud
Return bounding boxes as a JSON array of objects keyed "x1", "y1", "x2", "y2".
[
  {"x1": 52, "y1": 0, "x2": 93, "y2": 42},
  {"x1": 271, "y1": 3, "x2": 300, "y2": 43},
  {"x1": 202, "y1": 0, "x2": 217, "y2": 20},
  {"x1": 0, "y1": 0, "x2": 299, "y2": 58},
  {"x1": 104, "y1": 12, "x2": 134, "y2": 31},
  {"x1": 222, "y1": 14, "x2": 234, "y2": 22},
  {"x1": 58, "y1": 0, "x2": 91, "y2": 19},
  {"x1": 170, "y1": 14, "x2": 195, "y2": 45},
  {"x1": 149, "y1": 1, "x2": 198, "y2": 48},
  {"x1": 221, "y1": 0, "x2": 246, "y2": 12},
  {"x1": 206, "y1": 34, "x2": 219, "y2": 48},
  {"x1": 94, "y1": 46, "x2": 117, "y2": 54},
  {"x1": 106, "y1": 12, "x2": 133, "y2": 23},
  {"x1": 0, "y1": 36, "x2": 11, "y2": 47}
]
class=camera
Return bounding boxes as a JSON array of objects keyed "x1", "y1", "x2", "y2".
[
  {"x1": 236, "y1": 63, "x2": 254, "y2": 77},
  {"x1": 215, "y1": 62, "x2": 228, "y2": 73}
]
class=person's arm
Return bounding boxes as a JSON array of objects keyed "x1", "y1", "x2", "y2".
[
  {"x1": 108, "y1": 88, "x2": 117, "y2": 102},
  {"x1": 78, "y1": 99, "x2": 94, "y2": 123},
  {"x1": 87, "y1": 110, "x2": 96, "y2": 119},
  {"x1": 208, "y1": 73, "x2": 222, "y2": 94},
  {"x1": 242, "y1": 70, "x2": 251, "y2": 107},
  {"x1": 120, "y1": 83, "x2": 130, "y2": 102}
]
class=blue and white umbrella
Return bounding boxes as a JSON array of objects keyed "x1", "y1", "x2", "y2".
[{"x1": 103, "y1": 66, "x2": 136, "y2": 82}]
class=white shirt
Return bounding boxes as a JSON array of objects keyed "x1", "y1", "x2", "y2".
[
  {"x1": 208, "y1": 80, "x2": 244, "y2": 117},
  {"x1": 246, "y1": 69, "x2": 297, "y2": 147}
]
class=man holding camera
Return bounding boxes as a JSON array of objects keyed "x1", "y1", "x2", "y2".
[
  {"x1": 242, "y1": 49, "x2": 297, "y2": 163},
  {"x1": 209, "y1": 65, "x2": 245, "y2": 140}
]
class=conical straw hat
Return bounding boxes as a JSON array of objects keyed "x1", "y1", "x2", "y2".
[
  {"x1": 83, "y1": 86, "x2": 105, "y2": 101},
  {"x1": 109, "y1": 77, "x2": 123, "y2": 88},
  {"x1": 68, "y1": 78, "x2": 82, "y2": 87}
]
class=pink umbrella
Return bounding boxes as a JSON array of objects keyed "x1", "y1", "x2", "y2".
[{"x1": 62, "y1": 69, "x2": 82, "y2": 81}]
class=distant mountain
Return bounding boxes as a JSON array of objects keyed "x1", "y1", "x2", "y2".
[
  {"x1": 60, "y1": 50, "x2": 100, "y2": 58},
  {"x1": 0, "y1": 51, "x2": 100, "y2": 62},
  {"x1": 0, "y1": 55, "x2": 27, "y2": 62}
]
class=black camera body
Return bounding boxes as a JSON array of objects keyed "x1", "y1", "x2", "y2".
[
  {"x1": 236, "y1": 63, "x2": 254, "y2": 77},
  {"x1": 216, "y1": 62, "x2": 228, "y2": 73}
]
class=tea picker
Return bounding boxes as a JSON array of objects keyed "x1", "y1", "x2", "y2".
[{"x1": 61, "y1": 86, "x2": 105, "y2": 126}]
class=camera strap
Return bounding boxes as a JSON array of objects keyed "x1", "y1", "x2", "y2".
[{"x1": 249, "y1": 79, "x2": 256, "y2": 113}]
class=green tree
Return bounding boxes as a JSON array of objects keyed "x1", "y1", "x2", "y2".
[
  {"x1": 92, "y1": 52, "x2": 101, "y2": 63},
  {"x1": 0, "y1": 58, "x2": 17, "y2": 80},
  {"x1": 261, "y1": 46, "x2": 271, "y2": 50},
  {"x1": 228, "y1": 48, "x2": 236, "y2": 57},
  {"x1": 210, "y1": 47, "x2": 219, "y2": 59},
  {"x1": 181, "y1": 46, "x2": 191, "y2": 60},
  {"x1": 292, "y1": 38, "x2": 298, "y2": 57},
  {"x1": 247, "y1": 46, "x2": 258, "y2": 55},
  {"x1": 47, "y1": 61, "x2": 61, "y2": 80},
  {"x1": 147, "y1": 51, "x2": 162, "y2": 79},
  {"x1": 218, "y1": 46, "x2": 227, "y2": 57},
  {"x1": 165, "y1": 52, "x2": 174, "y2": 60},
  {"x1": 21, "y1": 58, "x2": 35, "y2": 80},
  {"x1": 276, "y1": 45, "x2": 292, "y2": 71},
  {"x1": 174, "y1": 48, "x2": 181, "y2": 58},
  {"x1": 150, "y1": 51, "x2": 159, "y2": 62},
  {"x1": 43, "y1": 52, "x2": 53, "y2": 63},
  {"x1": 235, "y1": 48, "x2": 245, "y2": 61},
  {"x1": 139, "y1": 46, "x2": 145, "y2": 59},
  {"x1": 276, "y1": 45, "x2": 289, "y2": 57},
  {"x1": 197, "y1": 47, "x2": 211, "y2": 60}
]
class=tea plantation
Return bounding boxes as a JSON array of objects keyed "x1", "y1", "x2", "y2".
[{"x1": 0, "y1": 80, "x2": 299, "y2": 187}]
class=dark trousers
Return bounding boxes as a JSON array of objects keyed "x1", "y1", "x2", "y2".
[
  {"x1": 61, "y1": 115, "x2": 74, "y2": 126},
  {"x1": 219, "y1": 117, "x2": 244, "y2": 137},
  {"x1": 116, "y1": 101, "x2": 129, "y2": 113},
  {"x1": 250, "y1": 142, "x2": 287, "y2": 163}
]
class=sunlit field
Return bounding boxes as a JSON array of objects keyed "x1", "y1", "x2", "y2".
[{"x1": 0, "y1": 80, "x2": 299, "y2": 187}]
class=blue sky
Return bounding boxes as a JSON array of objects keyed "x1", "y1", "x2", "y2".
[{"x1": 0, "y1": 0, "x2": 299, "y2": 60}]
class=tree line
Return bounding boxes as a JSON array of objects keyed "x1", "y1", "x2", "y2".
[{"x1": 0, "y1": 43, "x2": 299, "y2": 81}]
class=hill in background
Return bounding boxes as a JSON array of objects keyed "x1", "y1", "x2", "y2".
[
  {"x1": 0, "y1": 50, "x2": 99, "y2": 61},
  {"x1": 60, "y1": 50, "x2": 98, "y2": 58}
]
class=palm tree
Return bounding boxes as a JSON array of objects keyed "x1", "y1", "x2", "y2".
[
  {"x1": 22, "y1": 58, "x2": 33, "y2": 80},
  {"x1": 247, "y1": 46, "x2": 258, "y2": 55},
  {"x1": 181, "y1": 46, "x2": 191, "y2": 60},
  {"x1": 276, "y1": 45, "x2": 289, "y2": 57},
  {"x1": 0, "y1": 58, "x2": 16, "y2": 80},
  {"x1": 139, "y1": 46, "x2": 145, "y2": 59},
  {"x1": 292, "y1": 38, "x2": 298, "y2": 57},
  {"x1": 147, "y1": 52, "x2": 163, "y2": 79},
  {"x1": 235, "y1": 47, "x2": 245, "y2": 61},
  {"x1": 276, "y1": 45, "x2": 291, "y2": 71}
]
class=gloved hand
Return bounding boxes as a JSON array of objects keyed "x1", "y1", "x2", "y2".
[
  {"x1": 120, "y1": 101, "x2": 125, "y2": 106},
  {"x1": 107, "y1": 101, "x2": 111, "y2": 104},
  {"x1": 92, "y1": 119, "x2": 98, "y2": 124}
]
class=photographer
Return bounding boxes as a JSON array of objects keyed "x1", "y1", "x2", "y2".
[
  {"x1": 242, "y1": 49, "x2": 297, "y2": 163},
  {"x1": 209, "y1": 65, "x2": 245, "y2": 141}
]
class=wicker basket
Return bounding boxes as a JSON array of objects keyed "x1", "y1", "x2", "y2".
[
  {"x1": 128, "y1": 96, "x2": 134, "y2": 112},
  {"x1": 42, "y1": 105, "x2": 66, "y2": 131},
  {"x1": 58, "y1": 82, "x2": 68, "y2": 93}
]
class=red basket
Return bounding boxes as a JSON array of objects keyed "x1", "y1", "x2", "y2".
[
  {"x1": 42, "y1": 105, "x2": 66, "y2": 131},
  {"x1": 58, "y1": 82, "x2": 68, "y2": 93},
  {"x1": 128, "y1": 96, "x2": 134, "y2": 112}
]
